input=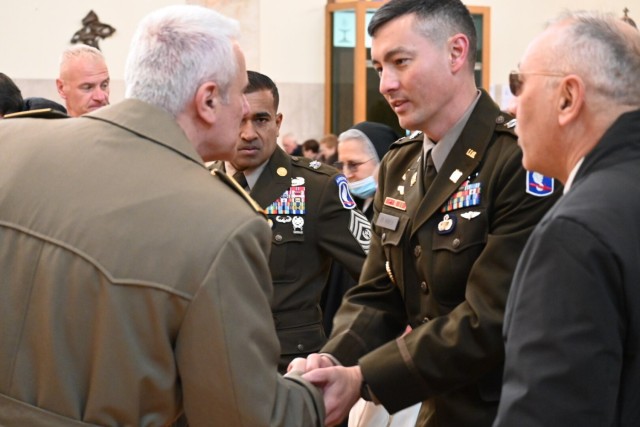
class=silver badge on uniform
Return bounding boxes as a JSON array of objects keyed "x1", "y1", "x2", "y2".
[{"x1": 292, "y1": 216, "x2": 304, "y2": 234}]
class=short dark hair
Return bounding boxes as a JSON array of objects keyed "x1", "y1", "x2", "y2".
[
  {"x1": 302, "y1": 138, "x2": 319, "y2": 153},
  {"x1": 246, "y1": 70, "x2": 279, "y2": 111},
  {"x1": 0, "y1": 73, "x2": 24, "y2": 116},
  {"x1": 368, "y1": 0, "x2": 477, "y2": 70}
]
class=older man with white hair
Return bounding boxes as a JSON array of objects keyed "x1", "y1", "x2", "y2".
[
  {"x1": 494, "y1": 10, "x2": 640, "y2": 427},
  {"x1": 0, "y1": 5, "x2": 324, "y2": 427}
]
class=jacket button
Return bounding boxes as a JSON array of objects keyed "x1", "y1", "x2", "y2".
[
  {"x1": 382, "y1": 232, "x2": 386, "y2": 240},
  {"x1": 421, "y1": 316, "x2": 430, "y2": 324},
  {"x1": 420, "y1": 281, "x2": 429, "y2": 293},
  {"x1": 452, "y1": 238, "x2": 461, "y2": 248},
  {"x1": 414, "y1": 245, "x2": 421, "y2": 257},
  {"x1": 274, "y1": 233, "x2": 283, "y2": 242},
  {"x1": 297, "y1": 343, "x2": 305, "y2": 351}
]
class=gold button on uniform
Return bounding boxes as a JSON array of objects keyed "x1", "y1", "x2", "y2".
[
  {"x1": 452, "y1": 238, "x2": 461, "y2": 248},
  {"x1": 274, "y1": 234, "x2": 283, "y2": 242},
  {"x1": 414, "y1": 245, "x2": 422, "y2": 257}
]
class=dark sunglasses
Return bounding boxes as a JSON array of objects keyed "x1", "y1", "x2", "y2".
[{"x1": 509, "y1": 71, "x2": 565, "y2": 96}]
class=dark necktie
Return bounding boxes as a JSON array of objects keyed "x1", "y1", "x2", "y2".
[
  {"x1": 232, "y1": 171, "x2": 249, "y2": 191},
  {"x1": 423, "y1": 149, "x2": 437, "y2": 192}
]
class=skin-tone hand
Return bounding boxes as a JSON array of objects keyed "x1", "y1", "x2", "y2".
[
  {"x1": 303, "y1": 365, "x2": 363, "y2": 427},
  {"x1": 287, "y1": 353, "x2": 336, "y2": 373}
]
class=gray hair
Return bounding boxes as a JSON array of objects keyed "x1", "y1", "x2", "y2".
[
  {"x1": 548, "y1": 10, "x2": 640, "y2": 106},
  {"x1": 124, "y1": 5, "x2": 240, "y2": 117},
  {"x1": 338, "y1": 129, "x2": 380, "y2": 164},
  {"x1": 59, "y1": 45, "x2": 106, "y2": 71}
]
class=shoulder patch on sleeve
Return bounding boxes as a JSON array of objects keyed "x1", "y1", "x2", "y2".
[
  {"x1": 349, "y1": 209, "x2": 371, "y2": 254},
  {"x1": 211, "y1": 169, "x2": 266, "y2": 216},
  {"x1": 335, "y1": 175, "x2": 357, "y2": 209},
  {"x1": 526, "y1": 171, "x2": 555, "y2": 197}
]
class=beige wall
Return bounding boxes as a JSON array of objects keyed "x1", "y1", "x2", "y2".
[{"x1": 1, "y1": 0, "x2": 634, "y2": 140}]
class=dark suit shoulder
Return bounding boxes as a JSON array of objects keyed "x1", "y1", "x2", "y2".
[
  {"x1": 210, "y1": 169, "x2": 266, "y2": 217},
  {"x1": 290, "y1": 156, "x2": 339, "y2": 177}
]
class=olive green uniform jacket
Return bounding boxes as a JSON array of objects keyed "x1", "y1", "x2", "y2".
[
  {"x1": 216, "y1": 147, "x2": 371, "y2": 372},
  {"x1": 0, "y1": 99, "x2": 323, "y2": 427},
  {"x1": 323, "y1": 91, "x2": 560, "y2": 427}
]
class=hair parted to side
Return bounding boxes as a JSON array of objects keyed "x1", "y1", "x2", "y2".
[
  {"x1": 59, "y1": 44, "x2": 106, "y2": 68},
  {"x1": 547, "y1": 10, "x2": 640, "y2": 107},
  {"x1": 125, "y1": 5, "x2": 240, "y2": 117},
  {"x1": 368, "y1": 0, "x2": 477, "y2": 72},
  {"x1": 338, "y1": 129, "x2": 380, "y2": 164},
  {"x1": 246, "y1": 70, "x2": 280, "y2": 111}
]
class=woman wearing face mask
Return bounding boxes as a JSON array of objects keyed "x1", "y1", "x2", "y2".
[{"x1": 335, "y1": 122, "x2": 400, "y2": 219}]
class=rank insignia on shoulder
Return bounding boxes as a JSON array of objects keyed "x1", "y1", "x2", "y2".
[
  {"x1": 309, "y1": 160, "x2": 322, "y2": 169},
  {"x1": 526, "y1": 171, "x2": 554, "y2": 197},
  {"x1": 336, "y1": 175, "x2": 357, "y2": 209}
]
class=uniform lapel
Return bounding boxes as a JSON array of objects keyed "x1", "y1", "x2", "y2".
[
  {"x1": 250, "y1": 147, "x2": 293, "y2": 208},
  {"x1": 410, "y1": 92, "x2": 499, "y2": 236}
]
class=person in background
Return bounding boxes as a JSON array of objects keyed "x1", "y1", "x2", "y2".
[
  {"x1": 302, "y1": 138, "x2": 321, "y2": 160},
  {"x1": 322, "y1": 121, "x2": 399, "y2": 336},
  {"x1": 281, "y1": 132, "x2": 301, "y2": 155},
  {"x1": 24, "y1": 97, "x2": 67, "y2": 115},
  {"x1": 319, "y1": 133, "x2": 339, "y2": 165},
  {"x1": 336, "y1": 121, "x2": 400, "y2": 218},
  {"x1": 0, "y1": 72, "x2": 24, "y2": 117},
  {"x1": 213, "y1": 70, "x2": 371, "y2": 373},
  {"x1": 56, "y1": 44, "x2": 110, "y2": 117},
  {"x1": 494, "y1": 11, "x2": 640, "y2": 427},
  {"x1": 0, "y1": 6, "x2": 324, "y2": 426},
  {"x1": 292, "y1": 1, "x2": 560, "y2": 425}
]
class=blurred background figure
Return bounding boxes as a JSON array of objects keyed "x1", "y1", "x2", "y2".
[
  {"x1": 336, "y1": 121, "x2": 400, "y2": 217},
  {"x1": 1, "y1": 72, "x2": 67, "y2": 118},
  {"x1": 280, "y1": 132, "x2": 301, "y2": 155},
  {"x1": 301, "y1": 138, "x2": 321, "y2": 160},
  {"x1": 319, "y1": 133, "x2": 339, "y2": 165},
  {"x1": 24, "y1": 97, "x2": 67, "y2": 114},
  {"x1": 0, "y1": 72, "x2": 24, "y2": 117},
  {"x1": 56, "y1": 44, "x2": 110, "y2": 117},
  {"x1": 321, "y1": 121, "x2": 399, "y2": 336}
]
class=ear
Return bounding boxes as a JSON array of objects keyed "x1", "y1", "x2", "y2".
[
  {"x1": 195, "y1": 81, "x2": 218, "y2": 125},
  {"x1": 557, "y1": 75, "x2": 584, "y2": 127},
  {"x1": 275, "y1": 112, "x2": 283, "y2": 138},
  {"x1": 448, "y1": 34, "x2": 470, "y2": 73},
  {"x1": 55, "y1": 79, "x2": 66, "y2": 99}
]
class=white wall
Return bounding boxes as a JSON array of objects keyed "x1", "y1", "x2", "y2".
[{"x1": 0, "y1": 0, "x2": 634, "y2": 135}]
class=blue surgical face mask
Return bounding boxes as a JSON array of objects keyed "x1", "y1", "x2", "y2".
[{"x1": 348, "y1": 175, "x2": 377, "y2": 199}]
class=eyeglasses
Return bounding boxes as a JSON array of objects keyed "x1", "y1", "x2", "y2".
[
  {"x1": 509, "y1": 71, "x2": 566, "y2": 96},
  {"x1": 334, "y1": 158, "x2": 374, "y2": 173}
]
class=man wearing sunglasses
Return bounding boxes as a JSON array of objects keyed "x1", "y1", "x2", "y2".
[
  {"x1": 292, "y1": 0, "x2": 560, "y2": 426},
  {"x1": 494, "y1": 11, "x2": 640, "y2": 427}
]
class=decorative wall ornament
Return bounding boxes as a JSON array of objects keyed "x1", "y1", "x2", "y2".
[
  {"x1": 70, "y1": 10, "x2": 116, "y2": 50},
  {"x1": 622, "y1": 8, "x2": 637, "y2": 29}
]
